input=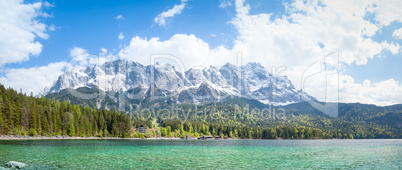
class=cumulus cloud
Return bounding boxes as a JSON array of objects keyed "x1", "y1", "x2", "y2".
[
  {"x1": 0, "y1": 0, "x2": 50, "y2": 65},
  {"x1": 303, "y1": 71, "x2": 402, "y2": 106},
  {"x1": 118, "y1": 32, "x2": 124, "y2": 40},
  {"x1": 119, "y1": 0, "x2": 402, "y2": 105},
  {"x1": 69, "y1": 47, "x2": 88, "y2": 60},
  {"x1": 115, "y1": 14, "x2": 124, "y2": 20},
  {"x1": 227, "y1": 0, "x2": 402, "y2": 89},
  {"x1": 0, "y1": 62, "x2": 67, "y2": 95},
  {"x1": 69, "y1": 47, "x2": 93, "y2": 69},
  {"x1": 123, "y1": 0, "x2": 401, "y2": 81},
  {"x1": 231, "y1": 0, "x2": 400, "y2": 68},
  {"x1": 154, "y1": 0, "x2": 187, "y2": 26},
  {"x1": 368, "y1": 0, "x2": 402, "y2": 27},
  {"x1": 118, "y1": 34, "x2": 233, "y2": 71},
  {"x1": 69, "y1": 47, "x2": 116, "y2": 70},
  {"x1": 230, "y1": 0, "x2": 402, "y2": 105},
  {"x1": 0, "y1": 45, "x2": 119, "y2": 95},
  {"x1": 342, "y1": 78, "x2": 402, "y2": 106},
  {"x1": 393, "y1": 28, "x2": 402, "y2": 40}
]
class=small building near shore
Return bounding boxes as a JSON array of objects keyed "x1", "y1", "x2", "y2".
[
  {"x1": 137, "y1": 125, "x2": 158, "y2": 135},
  {"x1": 137, "y1": 125, "x2": 146, "y2": 134},
  {"x1": 198, "y1": 135, "x2": 214, "y2": 140},
  {"x1": 186, "y1": 135, "x2": 197, "y2": 140}
]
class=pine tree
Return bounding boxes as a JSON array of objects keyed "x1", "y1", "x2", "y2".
[
  {"x1": 161, "y1": 127, "x2": 166, "y2": 137},
  {"x1": 37, "y1": 110, "x2": 42, "y2": 135},
  {"x1": 68, "y1": 122, "x2": 75, "y2": 136},
  {"x1": 15, "y1": 102, "x2": 21, "y2": 128},
  {"x1": 30, "y1": 104, "x2": 37, "y2": 132},
  {"x1": 180, "y1": 124, "x2": 184, "y2": 136},
  {"x1": 189, "y1": 125, "x2": 193, "y2": 135},
  {"x1": 167, "y1": 126, "x2": 172, "y2": 137},
  {"x1": 349, "y1": 134, "x2": 354, "y2": 139},
  {"x1": 42, "y1": 109, "x2": 50, "y2": 135},
  {"x1": 7, "y1": 100, "x2": 14, "y2": 132}
]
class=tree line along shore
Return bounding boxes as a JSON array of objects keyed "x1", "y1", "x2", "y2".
[{"x1": 0, "y1": 83, "x2": 359, "y2": 140}]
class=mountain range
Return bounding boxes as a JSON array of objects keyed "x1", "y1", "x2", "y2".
[
  {"x1": 35, "y1": 60, "x2": 401, "y2": 138},
  {"x1": 41, "y1": 60, "x2": 315, "y2": 105}
]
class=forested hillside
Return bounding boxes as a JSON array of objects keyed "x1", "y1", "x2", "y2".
[
  {"x1": 0, "y1": 84, "x2": 132, "y2": 137},
  {"x1": 1, "y1": 83, "x2": 401, "y2": 139},
  {"x1": 45, "y1": 86, "x2": 402, "y2": 139}
]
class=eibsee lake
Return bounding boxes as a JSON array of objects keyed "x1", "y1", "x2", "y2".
[{"x1": 0, "y1": 139, "x2": 400, "y2": 169}]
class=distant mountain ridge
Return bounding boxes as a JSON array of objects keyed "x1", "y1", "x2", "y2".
[{"x1": 41, "y1": 60, "x2": 316, "y2": 105}]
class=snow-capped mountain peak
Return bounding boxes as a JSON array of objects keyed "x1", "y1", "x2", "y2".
[{"x1": 41, "y1": 60, "x2": 316, "y2": 105}]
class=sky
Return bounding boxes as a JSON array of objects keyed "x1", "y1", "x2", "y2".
[{"x1": 0, "y1": 0, "x2": 401, "y2": 106}]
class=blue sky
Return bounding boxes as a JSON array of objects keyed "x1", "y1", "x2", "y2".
[
  {"x1": 0, "y1": 0, "x2": 401, "y2": 105},
  {"x1": 14, "y1": 0, "x2": 237, "y2": 67}
]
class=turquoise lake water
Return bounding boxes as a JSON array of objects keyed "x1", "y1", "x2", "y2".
[{"x1": 0, "y1": 139, "x2": 401, "y2": 169}]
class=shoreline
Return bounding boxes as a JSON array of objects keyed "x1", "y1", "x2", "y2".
[
  {"x1": 1, "y1": 135, "x2": 398, "y2": 140},
  {"x1": 0, "y1": 135, "x2": 183, "y2": 140}
]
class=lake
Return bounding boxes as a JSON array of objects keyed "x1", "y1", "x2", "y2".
[{"x1": 0, "y1": 139, "x2": 401, "y2": 169}]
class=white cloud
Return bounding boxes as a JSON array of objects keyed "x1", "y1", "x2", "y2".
[
  {"x1": 382, "y1": 41, "x2": 400, "y2": 54},
  {"x1": 0, "y1": 0, "x2": 49, "y2": 65},
  {"x1": 69, "y1": 47, "x2": 115, "y2": 70},
  {"x1": 41, "y1": 12, "x2": 52, "y2": 18},
  {"x1": 69, "y1": 47, "x2": 88, "y2": 59},
  {"x1": 118, "y1": 32, "x2": 125, "y2": 40},
  {"x1": 227, "y1": 0, "x2": 401, "y2": 86},
  {"x1": 154, "y1": 0, "x2": 187, "y2": 26},
  {"x1": 118, "y1": 33, "x2": 262, "y2": 72},
  {"x1": 43, "y1": 1, "x2": 54, "y2": 7},
  {"x1": 368, "y1": 0, "x2": 402, "y2": 27},
  {"x1": 393, "y1": 28, "x2": 402, "y2": 40},
  {"x1": 344, "y1": 78, "x2": 402, "y2": 106},
  {"x1": 118, "y1": 0, "x2": 402, "y2": 105},
  {"x1": 219, "y1": 1, "x2": 232, "y2": 8},
  {"x1": 115, "y1": 14, "x2": 124, "y2": 20},
  {"x1": 101, "y1": 48, "x2": 108, "y2": 54},
  {"x1": 0, "y1": 62, "x2": 67, "y2": 95},
  {"x1": 118, "y1": 34, "x2": 233, "y2": 70},
  {"x1": 229, "y1": 0, "x2": 402, "y2": 105},
  {"x1": 69, "y1": 47, "x2": 92, "y2": 68},
  {"x1": 48, "y1": 24, "x2": 57, "y2": 31},
  {"x1": 303, "y1": 72, "x2": 402, "y2": 106},
  {"x1": 230, "y1": 0, "x2": 399, "y2": 67}
]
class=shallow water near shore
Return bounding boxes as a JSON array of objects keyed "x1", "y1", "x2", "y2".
[{"x1": 0, "y1": 139, "x2": 401, "y2": 169}]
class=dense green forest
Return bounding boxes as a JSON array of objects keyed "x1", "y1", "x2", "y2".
[
  {"x1": 45, "y1": 87, "x2": 402, "y2": 139},
  {"x1": 159, "y1": 120, "x2": 354, "y2": 139},
  {"x1": 1, "y1": 84, "x2": 401, "y2": 139},
  {"x1": 151, "y1": 100, "x2": 400, "y2": 139},
  {"x1": 0, "y1": 84, "x2": 132, "y2": 137}
]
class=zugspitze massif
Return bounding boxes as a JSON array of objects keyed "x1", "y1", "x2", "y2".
[{"x1": 41, "y1": 60, "x2": 315, "y2": 105}]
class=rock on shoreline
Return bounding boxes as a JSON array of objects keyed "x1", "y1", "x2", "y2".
[{"x1": 5, "y1": 161, "x2": 27, "y2": 169}]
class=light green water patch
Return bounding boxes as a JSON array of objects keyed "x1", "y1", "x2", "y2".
[{"x1": 0, "y1": 139, "x2": 400, "y2": 169}]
